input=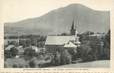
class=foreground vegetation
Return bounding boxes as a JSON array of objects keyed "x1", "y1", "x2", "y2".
[{"x1": 4, "y1": 30, "x2": 110, "y2": 68}]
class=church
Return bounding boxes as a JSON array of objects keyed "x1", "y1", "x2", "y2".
[{"x1": 45, "y1": 19, "x2": 81, "y2": 53}]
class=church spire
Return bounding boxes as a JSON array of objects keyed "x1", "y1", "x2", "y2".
[
  {"x1": 70, "y1": 19, "x2": 75, "y2": 35},
  {"x1": 70, "y1": 17, "x2": 80, "y2": 46},
  {"x1": 75, "y1": 18, "x2": 78, "y2": 37}
]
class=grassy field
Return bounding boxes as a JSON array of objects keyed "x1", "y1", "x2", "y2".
[{"x1": 51, "y1": 60, "x2": 110, "y2": 68}]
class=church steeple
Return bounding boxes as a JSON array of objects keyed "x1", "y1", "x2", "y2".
[
  {"x1": 70, "y1": 19, "x2": 76, "y2": 35},
  {"x1": 75, "y1": 20, "x2": 78, "y2": 37},
  {"x1": 69, "y1": 18, "x2": 81, "y2": 46}
]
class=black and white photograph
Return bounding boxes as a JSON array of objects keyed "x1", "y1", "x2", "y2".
[{"x1": 3, "y1": 0, "x2": 110, "y2": 68}]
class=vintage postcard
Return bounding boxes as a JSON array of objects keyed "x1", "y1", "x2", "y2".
[{"x1": 0, "y1": 0, "x2": 114, "y2": 73}]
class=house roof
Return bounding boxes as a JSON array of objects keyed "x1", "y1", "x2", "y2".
[
  {"x1": 5, "y1": 45, "x2": 15, "y2": 50},
  {"x1": 64, "y1": 42, "x2": 77, "y2": 48},
  {"x1": 45, "y1": 36, "x2": 75, "y2": 45}
]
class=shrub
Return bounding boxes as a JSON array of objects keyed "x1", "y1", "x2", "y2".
[
  {"x1": 24, "y1": 47, "x2": 36, "y2": 60},
  {"x1": 10, "y1": 47, "x2": 18, "y2": 57},
  {"x1": 51, "y1": 51, "x2": 61, "y2": 66},
  {"x1": 29, "y1": 60, "x2": 35, "y2": 68},
  {"x1": 12, "y1": 64, "x2": 18, "y2": 68},
  {"x1": 77, "y1": 45, "x2": 95, "y2": 62},
  {"x1": 60, "y1": 49, "x2": 72, "y2": 65}
]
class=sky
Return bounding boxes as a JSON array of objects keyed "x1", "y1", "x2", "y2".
[{"x1": 0, "y1": 0, "x2": 113, "y2": 23}]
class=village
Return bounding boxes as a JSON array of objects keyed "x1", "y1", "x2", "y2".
[{"x1": 4, "y1": 19, "x2": 110, "y2": 68}]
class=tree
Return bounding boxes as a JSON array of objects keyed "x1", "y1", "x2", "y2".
[
  {"x1": 4, "y1": 50, "x2": 12, "y2": 59},
  {"x1": 61, "y1": 33, "x2": 68, "y2": 36},
  {"x1": 79, "y1": 31, "x2": 94, "y2": 42},
  {"x1": 67, "y1": 48, "x2": 77, "y2": 61},
  {"x1": 104, "y1": 30, "x2": 110, "y2": 48},
  {"x1": 103, "y1": 30, "x2": 110, "y2": 59},
  {"x1": 89, "y1": 38, "x2": 101, "y2": 60},
  {"x1": 51, "y1": 51, "x2": 61, "y2": 66},
  {"x1": 77, "y1": 44, "x2": 95, "y2": 62},
  {"x1": 24, "y1": 47, "x2": 36, "y2": 60},
  {"x1": 82, "y1": 31, "x2": 94, "y2": 35},
  {"x1": 60, "y1": 49, "x2": 72, "y2": 64},
  {"x1": 29, "y1": 60, "x2": 35, "y2": 68},
  {"x1": 10, "y1": 47, "x2": 18, "y2": 57},
  {"x1": 4, "y1": 47, "x2": 18, "y2": 59}
]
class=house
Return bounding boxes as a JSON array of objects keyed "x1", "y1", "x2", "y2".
[
  {"x1": 16, "y1": 46, "x2": 24, "y2": 56},
  {"x1": 45, "y1": 19, "x2": 81, "y2": 53},
  {"x1": 5, "y1": 45, "x2": 15, "y2": 50},
  {"x1": 89, "y1": 33, "x2": 105, "y2": 39}
]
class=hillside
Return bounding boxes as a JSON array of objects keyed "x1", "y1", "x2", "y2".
[{"x1": 4, "y1": 4, "x2": 110, "y2": 35}]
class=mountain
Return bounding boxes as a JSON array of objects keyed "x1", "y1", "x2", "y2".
[{"x1": 4, "y1": 4, "x2": 110, "y2": 35}]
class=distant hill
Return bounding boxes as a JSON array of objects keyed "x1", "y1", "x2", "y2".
[{"x1": 4, "y1": 4, "x2": 110, "y2": 36}]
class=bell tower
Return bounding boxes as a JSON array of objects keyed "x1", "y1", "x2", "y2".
[{"x1": 74, "y1": 19, "x2": 81, "y2": 46}]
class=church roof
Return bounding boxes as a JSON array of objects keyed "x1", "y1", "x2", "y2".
[{"x1": 45, "y1": 36, "x2": 75, "y2": 45}]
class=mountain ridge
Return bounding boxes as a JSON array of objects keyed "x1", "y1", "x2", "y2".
[{"x1": 4, "y1": 4, "x2": 110, "y2": 35}]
